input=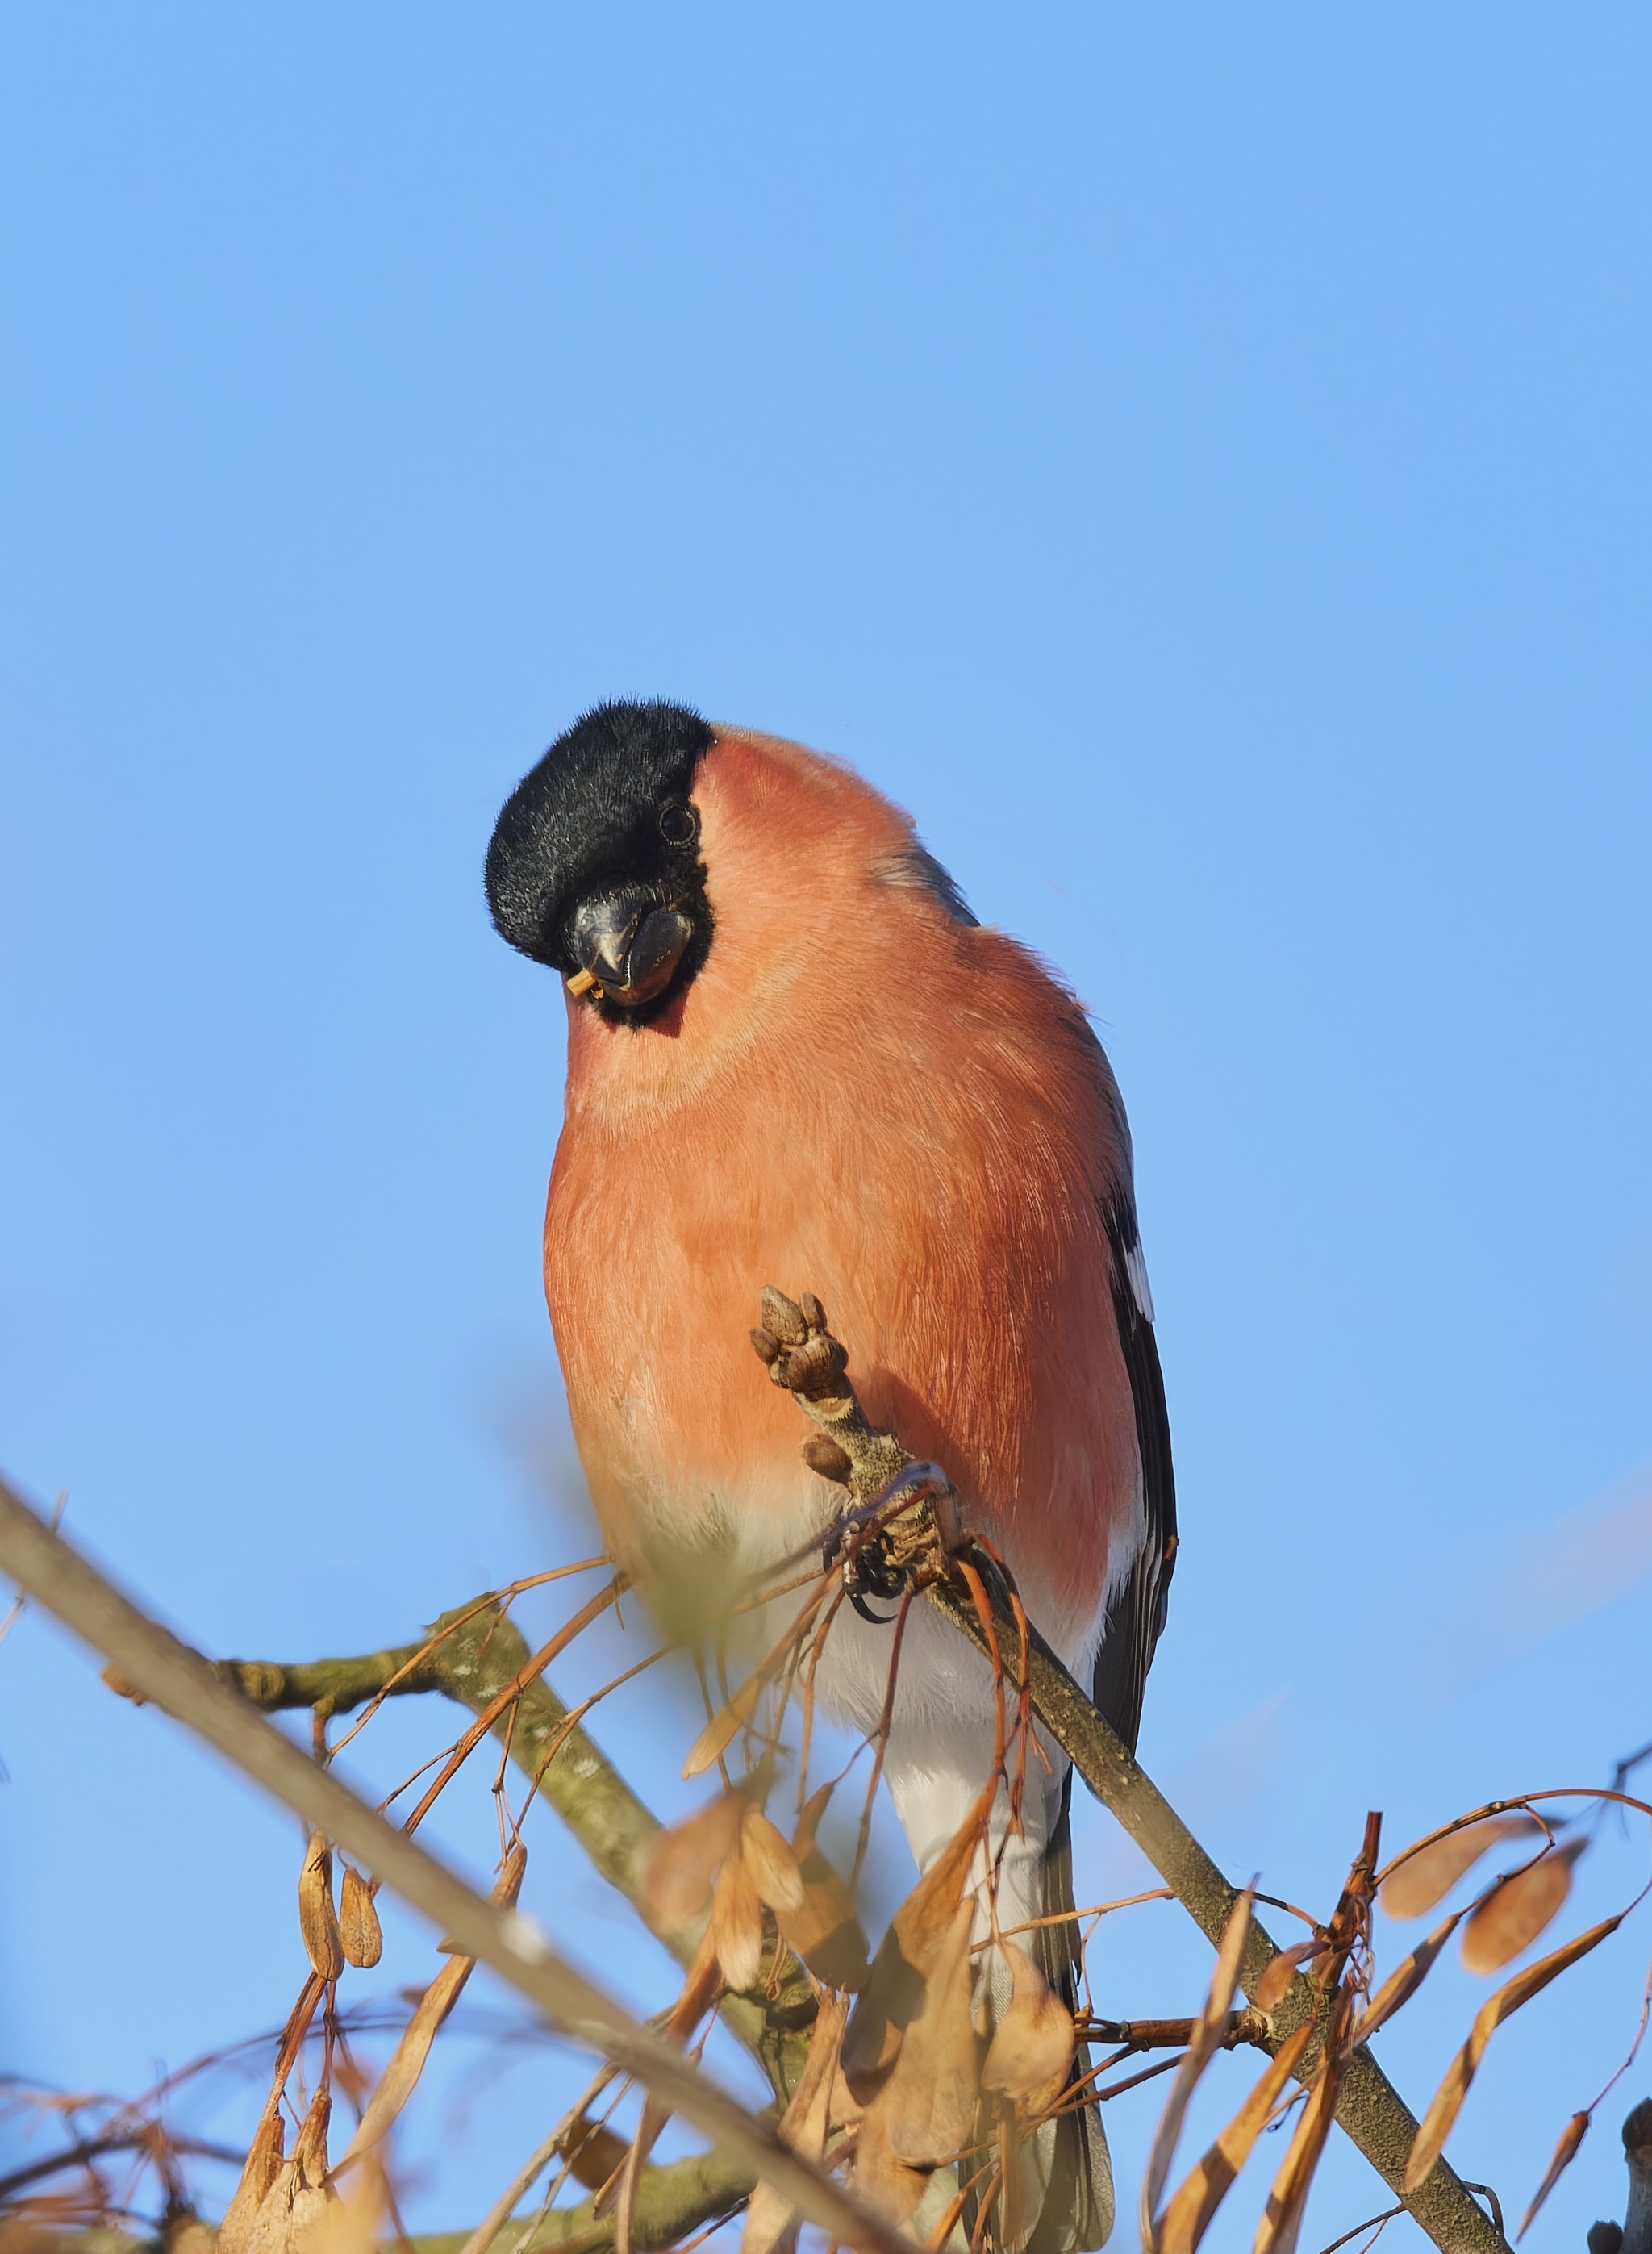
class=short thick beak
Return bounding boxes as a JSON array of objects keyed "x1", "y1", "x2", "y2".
[{"x1": 569, "y1": 889, "x2": 694, "y2": 1008}]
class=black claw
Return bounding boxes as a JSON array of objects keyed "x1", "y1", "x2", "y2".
[
  {"x1": 822, "y1": 1517, "x2": 907, "y2": 1626},
  {"x1": 857, "y1": 1551, "x2": 906, "y2": 1601}
]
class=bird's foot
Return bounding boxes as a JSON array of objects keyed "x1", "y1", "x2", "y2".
[{"x1": 821, "y1": 1512, "x2": 908, "y2": 1625}]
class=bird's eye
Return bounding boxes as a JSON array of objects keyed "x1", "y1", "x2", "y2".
[{"x1": 658, "y1": 802, "x2": 699, "y2": 846}]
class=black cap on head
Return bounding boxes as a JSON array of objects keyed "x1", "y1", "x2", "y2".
[{"x1": 485, "y1": 699, "x2": 715, "y2": 972}]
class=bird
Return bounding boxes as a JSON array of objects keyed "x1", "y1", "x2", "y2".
[{"x1": 485, "y1": 699, "x2": 1176, "y2": 2252}]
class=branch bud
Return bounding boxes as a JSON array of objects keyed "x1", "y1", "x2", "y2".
[
  {"x1": 760, "y1": 1288, "x2": 809, "y2": 1346},
  {"x1": 801, "y1": 1434, "x2": 853, "y2": 1484}
]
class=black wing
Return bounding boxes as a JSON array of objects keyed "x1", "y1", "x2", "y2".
[{"x1": 1088, "y1": 1185, "x2": 1178, "y2": 1755}]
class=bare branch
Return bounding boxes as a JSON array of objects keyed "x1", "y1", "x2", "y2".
[
  {"x1": 418, "y1": 2145, "x2": 757, "y2": 2254},
  {"x1": 0, "y1": 1476, "x2": 908, "y2": 2254},
  {"x1": 760, "y1": 1289, "x2": 1508, "y2": 2254},
  {"x1": 10, "y1": 2150, "x2": 757, "y2": 2254},
  {"x1": 127, "y1": 1595, "x2": 817, "y2": 2106}
]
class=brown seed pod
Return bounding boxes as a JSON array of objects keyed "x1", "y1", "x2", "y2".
[
  {"x1": 852, "y1": 2106, "x2": 928, "y2": 2227},
  {"x1": 1404, "y1": 1912, "x2": 1624, "y2": 2193},
  {"x1": 249, "y1": 2086, "x2": 332, "y2": 2254},
  {"x1": 1254, "y1": 1937, "x2": 1326, "y2": 2015},
  {"x1": 741, "y1": 1806, "x2": 807, "y2": 1914},
  {"x1": 843, "y1": 1777, "x2": 995, "y2": 2095},
  {"x1": 778, "y1": 1852, "x2": 871, "y2": 1992},
  {"x1": 682, "y1": 1674, "x2": 766, "y2": 1780},
  {"x1": 799, "y1": 1292, "x2": 827, "y2": 1333},
  {"x1": 749, "y1": 1326, "x2": 783, "y2": 1365},
  {"x1": 878, "y1": 1899, "x2": 982, "y2": 2166},
  {"x1": 800, "y1": 1433, "x2": 853, "y2": 1484},
  {"x1": 711, "y1": 1846, "x2": 767, "y2": 1994},
  {"x1": 1381, "y1": 1814, "x2": 1540, "y2": 1919},
  {"x1": 292, "y1": 2085, "x2": 332, "y2": 2189},
  {"x1": 775, "y1": 1782, "x2": 872, "y2": 1992},
  {"x1": 980, "y1": 1942, "x2": 1075, "y2": 2115},
  {"x1": 1462, "y1": 1839, "x2": 1585, "y2": 1974},
  {"x1": 215, "y1": 2106, "x2": 286, "y2": 2254},
  {"x1": 1518, "y1": 2110, "x2": 1592, "y2": 2239},
  {"x1": 298, "y1": 1831, "x2": 345, "y2": 1982},
  {"x1": 665, "y1": 1923, "x2": 725, "y2": 2041},
  {"x1": 644, "y1": 1790, "x2": 748, "y2": 1930},
  {"x1": 340, "y1": 1864, "x2": 384, "y2": 1969}
]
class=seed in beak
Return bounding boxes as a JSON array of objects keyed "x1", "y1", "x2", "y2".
[{"x1": 566, "y1": 967, "x2": 599, "y2": 997}]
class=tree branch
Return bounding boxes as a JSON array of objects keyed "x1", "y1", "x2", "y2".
[
  {"x1": 17, "y1": 2147, "x2": 757, "y2": 2254},
  {"x1": 760, "y1": 1289, "x2": 1509, "y2": 2254},
  {"x1": 0, "y1": 1478, "x2": 905, "y2": 2254},
  {"x1": 5, "y1": 1268, "x2": 1517, "y2": 2254},
  {"x1": 415, "y1": 2147, "x2": 756, "y2": 2254},
  {"x1": 198, "y1": 1600, "x2": 817, "y2": 2106}
]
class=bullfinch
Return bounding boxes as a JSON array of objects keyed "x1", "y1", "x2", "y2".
[{"x1": 485, "y1": 701, "x2": 1176, "y2": 2252}]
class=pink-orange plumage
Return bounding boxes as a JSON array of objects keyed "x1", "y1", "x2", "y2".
[{"x1": 545, "y1": 727, "x2": 1140, "y2": 1658}]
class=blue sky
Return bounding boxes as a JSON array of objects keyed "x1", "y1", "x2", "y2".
[{"x1": 2, "y1": 8, "x2": 1650, "y2": 2250}]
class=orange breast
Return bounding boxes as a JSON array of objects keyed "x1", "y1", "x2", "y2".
[{"x1": 541, "y1": 730, "x2": 1141, "y2": 1659}]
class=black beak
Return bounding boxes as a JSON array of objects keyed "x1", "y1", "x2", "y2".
[{"x1": 569, "y1": 887, "x2": 695, "y2": 1008}]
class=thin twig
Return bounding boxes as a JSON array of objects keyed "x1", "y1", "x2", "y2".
[
  {"x1": 1315, "y1": 2204, "x2": 1406, "y2": 2254},
  {"x1": 453, "y1": 2063, "x2": 621, "y2": 2254},
  {"x1": 765, "y1": 1299, "x2": 1509, "y2": 2254}
]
